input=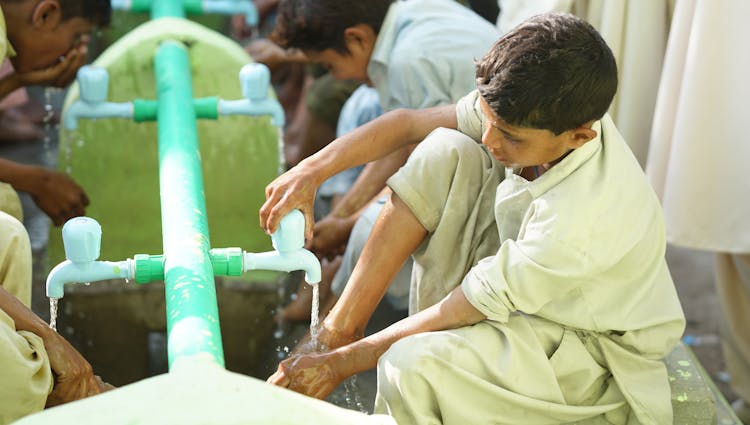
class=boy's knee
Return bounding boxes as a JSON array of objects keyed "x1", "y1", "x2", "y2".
[
  {"x1": 0, "y1": 212, "x2": 29, "y2": 249},
  {"x1": 419, "y1": 127, "x2": 484, "y2": 158},
  {"x1": 378, "y1": 333, "x2": 449, "y2": 379}
]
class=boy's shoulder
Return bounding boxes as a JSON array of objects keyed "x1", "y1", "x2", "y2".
[{"x1": 530, "y1": 117, "x2": 663, "y2": 256}]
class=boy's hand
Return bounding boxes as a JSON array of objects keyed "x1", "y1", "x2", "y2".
[
  {"x1": 245, "y1": 39, "x2": 291, "y2": 72},
  {"x1": 291, "y1": 320, "x2": 363, "y2": 356},
  {"x1": 267, "y1": 350, "x2": 348, "y2": 400},
  {"x1": 25, "y1": 167, "x2": 89, "y2": 226},
  {"x1": 15, "y1": 41, "x2": 88, "y2": 88},
  {"x1": 260, "y1": 164, "x2": 320, "y2": 240},
  {"x1": 306, "y1": 214, "x2": 354, "y2": 260},
  {"x1": 43, "y1": 330, "x2": 114, "y2": 407}
]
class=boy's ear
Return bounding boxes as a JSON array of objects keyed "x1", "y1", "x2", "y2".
[
  {"x1": 566, "y1": 122, "x2": 597, "y2": 148},
  {"x1": 343, "y1": 24, "x2": 376, "y2": 56},
  {"x1": 31, "y1": 0, "x2": 63, "y2": 31}
]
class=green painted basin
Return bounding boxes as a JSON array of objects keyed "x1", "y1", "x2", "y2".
[{"x1": 49, "y1": 17, "x2": 279, "y2": 275}]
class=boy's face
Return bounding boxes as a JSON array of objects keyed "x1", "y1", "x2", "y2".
[
  {"x1": 304, "y1": 48, "x2": 370, "y2": 84},
  {"x1": 479, "y1": 96, "x2": 594, "y2": 169},
  {"x1": 11, "y1": 17, "x2": 92, "y2": 73}
]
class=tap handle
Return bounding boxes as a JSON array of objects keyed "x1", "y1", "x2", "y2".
[
  {"x1": 62, "y1": 217, "x2": 102, "y2": 263},
  {"x1": 271, "y1": 209, "x2": 305, "y2": 253},
  {"x1": 77, "y1": 65, "x2": 109, "y2": 104},
  {"x1": 239, "y1": 63, "x2": 271, "y2": 102}
]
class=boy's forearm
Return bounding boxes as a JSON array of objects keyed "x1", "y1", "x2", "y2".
[
  {"x1": 300, "y1": 105, "x2": 457, "y2": 189},
  {"x1": 0, "y1": 74, "x2": 24, "y2": 102},
  {"x1": 0, "y1": 159, "x2": 34, "y2": 192},
  {"x1": 0, "y1": 286, "x2": 55, "y2": 341},
  {"x1": 342, "y1": 285, "x2": 487, "y2": 375},
  {"x1": 330, "y1": 148, "x2": 411, "y2": 218}
]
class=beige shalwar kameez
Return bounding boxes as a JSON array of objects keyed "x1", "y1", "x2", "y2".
[
  {"x1": 0, "y1": 188, "x2": 53, "y2": 424},
  {"x1": 376, "y1": 91, "x2": 685, "y2": 424}
]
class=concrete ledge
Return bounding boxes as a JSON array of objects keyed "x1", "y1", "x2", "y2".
[{"x1": 666, "y1": 342, "x2": 742, "y2": 424}]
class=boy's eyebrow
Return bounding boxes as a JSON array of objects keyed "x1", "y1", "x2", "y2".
[{"x1": 489, "y1": 119, "x2": 522, "y2": 138}]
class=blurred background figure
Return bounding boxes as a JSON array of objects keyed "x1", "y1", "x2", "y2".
[{"x1": 646, "y1": 0, "x2": 750, "y2": 422}]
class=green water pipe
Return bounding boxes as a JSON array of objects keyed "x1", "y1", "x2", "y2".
[
  {"x1": 154, "y1": 40, "x2": 224, "y2": 368},
  {"x1": 131, "y1": 0, "x2": 202, "y2": 18},
  {"x1": 133, "y1": 249, "x2": 243, "y2": 284},
  {"x1": 130, "y1": 0, "x2": 208, "y2": 19}
]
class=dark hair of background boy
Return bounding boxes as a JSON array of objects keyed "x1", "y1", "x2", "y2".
[
  {"x1": 476, "y1": 13, "x2": 618, "y2": 135},
  {"x1": 0, "y1": 0, "x2": 111, "y2": 27},
  {"x1": 272, "y1": 0, "x2": 394, "y2": 54}
]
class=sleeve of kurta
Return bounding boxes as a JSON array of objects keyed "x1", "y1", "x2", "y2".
[
  {"x1": 0, "y1": 311, "x2": 53, "y2": 423},
  {"x1": 461, "y1": 220, "x2": 595, "y2": 324},
  {"x1": 455, "y1": 90, "x2": 485, "y2": 142}
]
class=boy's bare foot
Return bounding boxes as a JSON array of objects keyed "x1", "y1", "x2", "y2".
[{"x1": 277, "y1": 256, "x2": 342, "y2": 322}]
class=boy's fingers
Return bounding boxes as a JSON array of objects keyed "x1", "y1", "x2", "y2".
[
  {"x1": 260, "y1": 188, "x2": 283, "y2": 233},
  {"x1": 266, "y1": 370, "x2": 290, "y2": 387},
  {"x1": 302, "y1": 208, "x2": 314, "y2": 241}
]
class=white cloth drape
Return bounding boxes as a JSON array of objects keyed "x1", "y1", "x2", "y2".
[
  {"x1": 497, "y1": 0, "x2": 675, "y2": 167},
  {"x1": 646, "y1": 0, "x2": 750, "y2": 252}
]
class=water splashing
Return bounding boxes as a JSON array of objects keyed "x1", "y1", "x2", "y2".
[
  {"x1": 42, "y1": 88, "x2": 58, "y2": 165},
  {"x1": 343, "y1": 375, "x2": 366, "y2": 412},
  {"x1": 309, "y1": 282, "x2": 320, "y2": 350},
  {"x1": 277, "y1": 127, "x2": 286, "y2": 175},
  {"x1": 49, "y1": 298, "x2": 59, "y2": 331},
  {"x1": 62, "y1": 129, "x2": 84, "y2": 175},
  {"x1": 272, "y1": 275, "x2": 288, "y2": 357}
]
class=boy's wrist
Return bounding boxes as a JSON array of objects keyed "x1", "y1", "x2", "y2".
[
  {"x1": 0, "y1": 73, "x2": 25, "y2": 98},
  {"x1": 7, "y1": 163, "x2": 43, "y2": 195}
]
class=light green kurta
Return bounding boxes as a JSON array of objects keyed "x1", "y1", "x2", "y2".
[
  {"x1": 0, "y1": 207, "x2": 53, "y2": 425},
  {"x1": 380, "y1": 91, "x2": 685, "y2": 424},
  {"x1": 1, "y1": 6, "x2": 18, "y2": 61}
]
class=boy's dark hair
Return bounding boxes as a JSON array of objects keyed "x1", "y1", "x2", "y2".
[
  {"x1": 272, "y1": 0, "x2": 394, "y2": 54},
  {"x1": 60, "y1": 0, "x2": 111, "y2": 27},
  {"x1": 476, "y1": 13, "x2": 617, "y2": 134},
  {"x1": 0, "y1": 0, "x2": 111, "y2": 26}
]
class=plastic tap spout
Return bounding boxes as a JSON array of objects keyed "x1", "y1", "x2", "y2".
[
  {"x1": 217, "y1": 98, "x2": 284, "y2": 127},
  {"x1": 46, "y1": 259, "x2": 133, "y2": 299},
  {"x1": 64, "y1": 100, "x2": 134, "y2": 131},
  {"x1": 243, "y1": 249, "x2": 321, "y2": 284},
  {"x1": 218, "y1": 63, "x2": 285, "y2": 127}
]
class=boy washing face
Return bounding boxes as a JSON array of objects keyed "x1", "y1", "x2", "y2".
[
  {"x1": 263, "y1": 13, "x2": 684, "y2": 424},
  {"x1": 1, "y1": 0, "x2": 110, "y2": 97}
]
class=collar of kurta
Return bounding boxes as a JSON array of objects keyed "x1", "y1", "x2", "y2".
[
  {"x1": 506, "y1": 118, "x2": 604, "y2": 199},
  {"x1": 0, "y1": 7, "x2": 18, "y2": 58},
  {"x1": 366, "y1": 1, "x2": 402, "y2": 85}
]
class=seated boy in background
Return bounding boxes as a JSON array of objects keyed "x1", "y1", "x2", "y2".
[
  {"x1": 263, "y1": 13, "x2": 685, "y2": 424},
  {"x1": 0, "y1": 0, "x2": 112, "y2": 423}
]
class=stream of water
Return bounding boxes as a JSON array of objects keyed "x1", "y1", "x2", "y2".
[
  {"x1": 49, "y1": 298, "x2": 58, "y2": 331},
  {"x1": 309, "y1": 282, "x2": 320, "y2": 350}
]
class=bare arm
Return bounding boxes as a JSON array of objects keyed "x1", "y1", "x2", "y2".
[
  {"x1": 260, "y1": 104, "x2": 458, "y2": 238},
  {"x1": 326, "y1": 146, "x2": 412, "y2": 220},
  {"x1": 0, "y1": 158, "x2": 89, "y2": 226}
]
